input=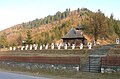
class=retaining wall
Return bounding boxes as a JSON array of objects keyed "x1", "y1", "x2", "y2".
[
  {"x1": 0, "y1": 56, "x2": 80, "y2": 71},
  {"x1": 101, "y1": 56, "x2": 120, "y2": 73}
]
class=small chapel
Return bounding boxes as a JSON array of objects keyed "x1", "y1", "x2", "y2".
[{"x1": 62, "y1": 26, "x2": 87, "y2": 45}]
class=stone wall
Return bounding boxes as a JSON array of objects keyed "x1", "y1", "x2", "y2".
[
  {"x1": 101, "y1": 56, "x2": 120, "y2": 73},
  {"x1": 0, "y1": 61, "x2": 80, "y2": 71},
  {"x1": 101, "y1": 66, "x2": 120, "y2": 73}
]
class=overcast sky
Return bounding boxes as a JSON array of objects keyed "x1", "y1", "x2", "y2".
[{"x1": 0, "y1": 0, "x2": 120, "y2": 31}]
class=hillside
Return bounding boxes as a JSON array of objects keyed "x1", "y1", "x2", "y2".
[{"x1": 0, "y1": 8, "x2": 120, "y2": 47}]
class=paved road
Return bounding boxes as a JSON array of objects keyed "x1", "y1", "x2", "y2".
[{"x1": 0, "y1": 71, "x2": 50, "y2": 79}]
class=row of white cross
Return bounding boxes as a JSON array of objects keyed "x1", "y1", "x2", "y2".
[{"x1": 9, "y1": 43, "x2": 92, "y2": 51}]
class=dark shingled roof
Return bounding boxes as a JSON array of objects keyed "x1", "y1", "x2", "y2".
[
  {"x1": 76, "y1": 26, "x2": 84, "y2": 30},
  {"x1": 62, "y1": 28, "x2": 85, "y2": 39}
]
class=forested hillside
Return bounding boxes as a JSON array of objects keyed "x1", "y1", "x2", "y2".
[{"x1": 0, "y1": 8, "x2": 120, "y2": 47}]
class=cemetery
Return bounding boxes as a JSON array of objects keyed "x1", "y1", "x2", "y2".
[
  {"x1": 0, "y1": 40, "x2": 119, "y2": 73},
  {"x1": 0, "y1": 26, "x2": 120, "y2": 74}
]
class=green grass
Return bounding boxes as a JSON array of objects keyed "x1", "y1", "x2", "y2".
[{"x1": 0, "y1": 65, "x2": 120, "y2": 79}]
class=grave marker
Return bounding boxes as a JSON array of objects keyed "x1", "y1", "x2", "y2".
[
  {"x1": 21, "y1": 46, "x2": 25, "y2": 50},
  {"x1": 64, "y1": 44, "x2": 67, "y2": 49},
  {"x1": 30, "y1": 45, "x2": 32, "y2": 50},
  {"x1": 25, "y1": 45, "x2": 29, "y2": 50},
  {"x1": 116, "y1": 38, "x2": 119, "y2": 44},
  {"x1": 9, "y1": 47, "x2": 12, "y2": 50},
  {"x1": 40, "y1": 45, "x2": 43, "y2": 50},
  {"x1": 72, "y1": 44, "x2": 75, "y2": 49},
  {"x1": 51, "y1": 43, "x2": 54, "y2": 49},
  {"x1": 57, "y1": 44, "x2": 61, "y2": 49},
  {"x1": 80, "y1": 43, "x2": 83, "y2": 49},
  {"x1": 88, "y1": 42, "x2": 92, "y2": 49},
  {"x1": 45, "y1": 44, "x2": 48, "y2": 49},
  {"x1": 34, "y1": 46, "x2": 38, "y2": 50},
  {"x1": 13, "y1": 47, "x2": 16, "y2": 50}
]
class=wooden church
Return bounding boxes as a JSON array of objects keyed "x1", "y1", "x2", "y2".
[{"x1": 62, "y1": 26, "x2": 87, "y2": 45}]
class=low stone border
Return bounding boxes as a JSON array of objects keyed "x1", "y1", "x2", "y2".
[
  {"x1": 0, "y1": 61, "x2": 80, "y2": 71},
  {"x1": 101, "y1": 66, "x2": 120, "y2": 73}
]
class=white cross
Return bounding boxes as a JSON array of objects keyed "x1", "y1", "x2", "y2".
[
  {"x1": 51, "y1": 43, "x2": 54, "y2": 49},
  {"x1": 45, "y1": 44, "x2": 48, "y2": 49},
  {"x1": 13, "y1": 47, "x2": 16, "y2": 50},
  {"x1": 40, "y1": 45, "x2": 43, "y2": 50},
  {"x1": 64, "y1": 44, "x2": 67, "y2": 49},
  {"x1": 9, "y1": 47, "x2": 12, "y2": 50},
  {"x1": 30, "y1": 45, "x2": 32, "y2": 50},
  {"x1": 21, "y1": 46, "x2": 25, "y2": 50},
  {"x1": 72, "y1": 44, "x2": 75, "y2": 49},
  {"x1": 80, "y1": 43, "x2": 83, "y2": 49}
]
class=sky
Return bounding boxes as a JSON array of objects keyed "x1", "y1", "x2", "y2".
[{"x1": 0, "y1": 0, "x2": 120, "y2": 31}]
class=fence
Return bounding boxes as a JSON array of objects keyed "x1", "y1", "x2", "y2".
[
  {"x1": 101, "y1": 56, "x2": 120, "y2": 66},
  {"x1": 0, "y1": 56, "x2": 80, "y2": 71},
  {"x1": 0, "y1": 56, "x2": 80, "y2": 65},
  {"x1": 101, "y1": 56, "x2": 120, "y2": 73}
]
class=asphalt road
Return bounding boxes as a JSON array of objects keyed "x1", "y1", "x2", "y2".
[{"x1": 0, "y1": 71, "x2": 50, "y2": 79}]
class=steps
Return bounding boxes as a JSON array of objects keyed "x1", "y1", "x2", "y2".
[
  {"x1": 82, "y1": 56, "x2": 101, "y2": 72},
  {"x1": 82, "y1": 45, "x2": 115, "y2": 73}
]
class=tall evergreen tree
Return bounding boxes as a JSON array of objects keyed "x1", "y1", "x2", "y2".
[
  {"x1": 113, "y1": 21, "x2": 120, "y2": 37},
  {"x1": 25, "y1": 30, "x2": 33, "y2": 45},
  {"x1": 0, "y1": 32, "x2": 8, "y2": 48}
]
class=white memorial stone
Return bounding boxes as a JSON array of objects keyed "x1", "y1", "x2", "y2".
[
  {"x1": 25, "y1": 45, "x2": 29, "y2": 50},
  {"x1": 45, "y1": 44, "x2": 48, "y2": 49},
  {"x1": 58, "y1": 45, "x2": 61, "y2": 49},
  {"x1": 13, "y1": 47, "x2": 16, "y2": 50},
  {"x1": 33, "y1": 44, "x2": 36, "y2": 47},
  {"x1": 80, "y1": 43, "x2": 83, "y2": 49},
  {"x1": 21, "y1": 46, "x2": 25, "y2": 50},
  {"x1": 30, "y1": 45, "x2": 32, "y2": 50},
  {"x1": 51, "y1": 43, "x2": 54, "y2": 49},
  {"x1": 72, "y1": 44, "x2": 75, "y2": 49},
  {"x1": 116, "y1": 38, "x2": 119, "y2": 44},
  {"x1": 34, "y1": 46, "x2": 38, "y2": 50},
  {"x1": 64, "y1": 44, "x2": 67, "y2": 49},
  {"x1": 9, "y1": 47, "x2": 12, "y2": 50},
  {"x1": 88, "y1": 43, "x2": 92, "y2": 49},
  {"x1": 40, "y1": 45, "x2": 43, "y2": 50}
]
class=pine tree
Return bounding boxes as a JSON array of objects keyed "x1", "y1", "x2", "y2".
[
  {"x1": 0, "y1": 32, "x2": 8, "y2": 48},
  {"x1": 25, "y1": 30, "x2": 33, "y2": 45}
]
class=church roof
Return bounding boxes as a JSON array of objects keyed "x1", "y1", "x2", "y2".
[
  {"x1": 76, "y1": 25, "x2": 84, "y2": 30},
  {"x1": 62, "y1": 28, "x2": 85, "y2": 39}
]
